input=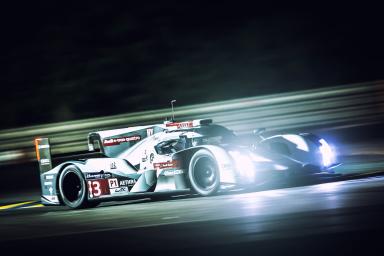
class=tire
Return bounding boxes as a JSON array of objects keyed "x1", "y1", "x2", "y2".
[
  {"x1": 59, "y1": 165, "x2": 95, "y2": 209},
  {"x1": 188, "y1": 149, "x2": 220, "y2": 196}
]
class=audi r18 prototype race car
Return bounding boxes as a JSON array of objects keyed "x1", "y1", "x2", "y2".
[{"x1": 35, "y1": 119, "x2": 339, "y2": 209}]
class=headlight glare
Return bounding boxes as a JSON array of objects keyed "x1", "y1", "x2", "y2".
[
  {"x1": 228, "y1": 151, "x2": 255, "y2": 180},
  {"x1": 319, "y1": 139, "x2": 335, "y2": 167}
]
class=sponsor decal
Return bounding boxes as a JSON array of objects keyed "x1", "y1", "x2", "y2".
[
  {"x1": 88, "y1": 179, "x2": 110, "y2": 198},
  {"x1": 38, "y1": 144, "x2": 50, "y2": 149},
  {"x1": 142, "y1": 150, "x2": 148, "y2": 162},
  {"x1": 163, "y1": 169, "x2": 184, "y2": 176},
  {"x1": 45, "y1": 175, "x2": 54, "y2": 180},
  {"x1": 147, "y1": 128, "x2": 154, "y2": 137},
  {"x1": 103, "y1": 135, "x2": 141, "y2": 146},
  {"x1": 110, "y1": 186, "x2": 128, "y2": 195},
  {"x1": 44, "y1": 195, "x2": 58, "y2": 202},
  {"x1": 153, "y1": 160, "x2": 180, "y2": 169},
  {"x1": 40, "y1": 159, "x2": 51, "y2": 165},
  {"x1": 108, "y1": 178, "x2": 119, "y2": 188},
  {"x1": 86, "y1": 172, "x2": 112, "y2": 180},
  {"x1": 44, "y1": 181, "x2": 52, "y2": 186},
  {"x1": 166, "y1": 121, "x2": 193, "y2": 129},
  {"x1": 110, "y1": 162, "x2": 117, "y2": 169},
  {"x1": 119, "y1": 179, "x2": 137, "y2": 186}
]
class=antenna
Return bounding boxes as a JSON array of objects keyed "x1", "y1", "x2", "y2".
[{"x1": 171, "y1": 100, "x2": 176, "y2": 121}]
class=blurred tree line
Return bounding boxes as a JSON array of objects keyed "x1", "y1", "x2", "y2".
[{"x1": 1, "y1": 2, "x2": 383, "y2": 129}]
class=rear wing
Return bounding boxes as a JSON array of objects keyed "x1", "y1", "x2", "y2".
[
  {"x1": 88, "y1": 125, "x2": 165, "y2": 158},
  {"x1": 34, "y1": 138, "x2": 52, "y2": 175},
  {"x1": 35, "y1": 137, "x2": 106, "y2": 167}
]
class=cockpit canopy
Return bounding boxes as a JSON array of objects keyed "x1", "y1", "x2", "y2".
[{"x1": 155, "y1": 124, "x2": 236, "y2": 155}]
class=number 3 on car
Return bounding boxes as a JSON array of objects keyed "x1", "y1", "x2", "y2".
[{"x1": 88, "y1": 180, "x2": 101, "y2": 198}]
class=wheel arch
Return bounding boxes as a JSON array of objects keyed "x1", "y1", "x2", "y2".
[
  {"x1": 56, "y1": 161, "x2": 87, "y2": 203},
  {"x1": 174, "y1": 145, "x2": 236, "y2": 186},
  {"x1": 185, "y1": 147, "x2": 220, "y2": 196},
  {"x1": 173, "y1": 146, "x2": 217, "y2": 174}
]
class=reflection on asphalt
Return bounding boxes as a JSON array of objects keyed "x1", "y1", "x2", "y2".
[{"x1": 1, "y1": 157, "x2": 384, "y2": 255}]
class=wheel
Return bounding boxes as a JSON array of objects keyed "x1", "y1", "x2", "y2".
[
  {"x1": 188, "y1": 149, "x2": 220, "y2": 196},
  {"x1": 59, "y1": 165, "x2": 96, "y2": 209}
]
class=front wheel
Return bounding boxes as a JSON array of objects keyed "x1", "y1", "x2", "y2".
[
  {"x1": 59, "y1": 165, "x2": 97, "y2": 209},
  {"x1": 188, "y1": 149, "x2": 220, "y2": 196}
]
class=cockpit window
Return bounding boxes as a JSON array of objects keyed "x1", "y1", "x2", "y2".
[
  {"x1": 193, "y1": 125, "x2": 236, "y2": 144},
  {"x1": 155, "y1": 125, "x2": 237, "y2": 155},
  {"x1": 155, "y1": 139, "x2": 186, "y2": 155}
]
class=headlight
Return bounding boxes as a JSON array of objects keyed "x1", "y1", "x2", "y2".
[
  {"x1": 228, "y1": 151, "x2": 255, "y2": 180},
  {"x1": 319, "y1": 138, "x2": 335, "y2": 167}
]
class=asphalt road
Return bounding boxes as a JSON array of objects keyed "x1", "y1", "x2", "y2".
[
  {"x1": 1, "y1": 139, "x2": 383, "y2": 256},
  {"x1": 1, "y1": 166, "x2": 384, "y2": 256}
]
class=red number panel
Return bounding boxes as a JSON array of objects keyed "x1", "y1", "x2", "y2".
[{"x1": 87, "y1": 179, "x2": 110, "y2": 198}]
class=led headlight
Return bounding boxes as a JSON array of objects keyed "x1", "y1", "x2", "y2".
[{"x1": 319, "y1": 138, "x2": 335, "y2": 167}]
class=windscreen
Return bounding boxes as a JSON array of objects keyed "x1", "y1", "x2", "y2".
[{"x1": 192, "y1": 125, "x2": 236, "y2": 145}]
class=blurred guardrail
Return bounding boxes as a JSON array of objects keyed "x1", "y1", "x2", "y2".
[{"x1": 0, "y1": 80, "x2": 383, "y2": 165}]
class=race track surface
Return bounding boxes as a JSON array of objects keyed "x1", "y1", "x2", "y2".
[{"x1": 1, "y1": 162, "x2": 384, "y2": 256}]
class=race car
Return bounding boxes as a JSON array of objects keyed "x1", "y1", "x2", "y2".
[{"x1": 35, "y1": 118, "x2": 339, "y2": 209}]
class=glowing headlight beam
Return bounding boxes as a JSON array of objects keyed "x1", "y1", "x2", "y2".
[
  {"x1": 228, "y1": 151, "x2": 256, "y2": 181},
  {"x1": 319, "y1": 138, "x2": 335, "y2": 167}
]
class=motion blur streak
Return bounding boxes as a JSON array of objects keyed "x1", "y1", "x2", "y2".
[
  {"x1": 0, "y1": 201, "x2": 35, "y2": 210},
  {"x1": 0, "y1": 80, "x2": 383, "y2": 164}
]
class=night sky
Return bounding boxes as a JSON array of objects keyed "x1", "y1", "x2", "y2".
[{"x1": 1, "y1": 2, "x2": 383, "y2": 129}]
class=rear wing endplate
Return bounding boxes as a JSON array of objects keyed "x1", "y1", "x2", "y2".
[{"x1": 34, "y1": 138, "x2": 53, "y2": 174}]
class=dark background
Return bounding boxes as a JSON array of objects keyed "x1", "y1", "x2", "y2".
[{"x1": 1, "y1": 1, "x2": 383, "y2": 130}]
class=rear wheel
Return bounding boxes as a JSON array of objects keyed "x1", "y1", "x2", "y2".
[
  {"x1": 59, "y1": 165, "x2": 98, "y2": 209},
  {"x1": 188, "y1": 150, "x2": 220, "y2": 196}
]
